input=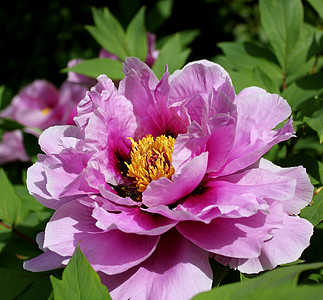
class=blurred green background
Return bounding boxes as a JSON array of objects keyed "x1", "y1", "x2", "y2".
[{"x1": 1, "y1": 0, "x2": 261, "y2": 93}]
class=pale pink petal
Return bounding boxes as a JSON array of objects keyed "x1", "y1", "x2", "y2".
[
  {"x1": 122, "y1": 57, "x2": 158, "y2": 87},
  {"x1": 0, "y1": 130, "x2": 29, "y2": 164},
  {"x1": 23, "y1": 250, "x2": 69, "y2": 272},
  {"x1": 177, "y1": 166, "x2": 296, "y2": 223},
  {"x1": 215, "y1": 215, "x2": 313, "y2": 273},
  {"x1": 258, "y1": 158, "x2": 314, "y2": 214},
  {"x1": 39, "y1": 125, "x2": 82, "y2": 155},
  {"x1": 44, "y1": 200, "x2": 159, "y2": 274},
  {"x1": 177, "y1": 210, "x2": 280, "y2": 258},
  {"x1": 219, "y1": 88, "x2": 294, "y2": 176},
  {"x1": 100, "y1": 230, "x2": 212, "y2": 300},
  {"x1": 172, "y1": 90, "x2": 236, "y2": 173},
  {"x1": 142, "y1": 152, "x2": 208, "y2": 207},
  {"x1": 119, "y1": 59, "x2": 170, "y2": 136},
  {"x1": 168, "y1": 60, "x2": 234, "y2": 105},
  {"x1": 26, "y1": 155, "x2": 78, "y2": 209},
  {"x1": 92, "y1": 205, "x2": 178, "y2": 235}
]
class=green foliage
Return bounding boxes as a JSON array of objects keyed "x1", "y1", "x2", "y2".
[
  {"x1": 307, "y1": 0, "x2": 323, "y2": 19},
  {"x1": 0, "y1": 86, "x2": 13, "y2": 111},
  {"x1": 193, "y1": 263, "x2": 323, "y2": 299},
  {"x1": 0, "y1": 169, "x2": 21, "y2": 225},
  {"x1": 86, "y1": 7, "x2": 129, "y2": 61},
  {"x1": 259, "y1": 0, "x2": 303, "y2": 75},
  {"x1": 304, "y1": 116, "x2": 323, "y2": 144},
  {"x1": 68, "y1": 5, "x2": 194, "y2": 80},
  {"x1": 0, "y1": 267, "x2": 49, "y2": 300},
  {"x1": 0, "y1": 118, "x2": 24, "y2": 132},
  {"x1": 126, "y1": 7, "x2": 148, "y2": 61},
  {"x1": 301, "y1": 190, "x2": 323, "y2": 226},
  {"x1": 64, "y1": 58, "x2": 123, "y2": 80},
  {"x1": 51, "y1": 245, "x2": 111, "y2": 300},
  {"x1": 152, "y1": 34, "x2": 191, "y2": 78}
]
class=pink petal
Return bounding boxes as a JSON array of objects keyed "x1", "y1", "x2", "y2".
[
  {"x1": 27, "y1": 155, "x2": 78, "y2": 209},
  {"x1": 177, "y1": 210, "x2": 279, "y2": 258},
  {"x1": 258, "y1": 158, "x2": 313, "y2": 214},
  {"x1": 92, "y1": 205, "x2": 178, "y2": 235},
  {"x1": 119, "y1": 59, "x2": 169, "y2": 136},
  {"x1": 171, "y1": 90, "x2": 237, "y2": 173},
  {"x1": 0, "y1": 130, "x2": 29, "y2": 164},
  {"x1": 39, "y1": 125, "x2": 82, "y2": 155},
  {"x1": 23, "y1": 250, "x2": 69, "y2": 272},
  {"x1": 205, "y1": 92, "x2": 237, "y2": 172},
  {"x1": 219, "y1": 88, "x2": 294, "y2": 176},
  {"x1": 122, "y1": 57, "x2": 158, "y2": 87},
  {"x1": 100, "y1": 230, "x2": 212, "y2": 300},
  {"x1": 142, "y1": 152, "x2": 208, "y2": 207},
  {"x1": 168, "y1": 60, "x2": 235, "y2": 106},
  {"x1": 215, "y1": 214, "x2": 313, "y2": 273},
  {"x1": 44, "y1": 200, "x2": 159, "y2": 274},
  {"x1": 178, "y1": 166, "x2": 296, "y2": 223}
]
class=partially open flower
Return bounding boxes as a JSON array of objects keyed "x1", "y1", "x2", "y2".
[{"x1": 25, "y1": 58, "x2": 313, "y2": 300}]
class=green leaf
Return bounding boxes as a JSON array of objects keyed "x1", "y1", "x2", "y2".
[
  {"x1": 215, "y1": 41, "x2": 283, "y2": 93},
  {"x1": 0, "y1": 169, "x2": 21, "y2": 225},
  {"x1": 0, "y1": 267, "x2": 47, "y2": 300},
  {"x1": 22, "y1": 132, "x2": 42, "y2": 162},
  {"x1": 259, "y1": 0, "x2": 303, "y2": 74},
  {"x1": 152, "y1": 34, "x2": 191, "y2": 78},
  {"x1": 307, "y1": 0, "x2": 323, "y2": 19},
  {"x1": 301, "y1": 190, "x2": 323, "y2": 226},
  {"x1": 51, "y1": 245, "x2": 111, "y2": 300},
  {"x1": 193, "y1": 262, "x2": 323, "y2": 300},
  {"x1": 304, "y1": 116, "x2": 323, "y2": 143},
  {"x1": 0, "y1": 118, "x2": 24, "y2": 131},
  {"x1": 0, "y1": 86, "x2": 13, "y2": 110},
  {"x1": 65, "y1": 58, "x2": 123, "y2": 80},
  {"x1": 0, "y1": 85, "x2": 5, "y2": 109},
  {"x1": 126, "y1": 6, "x2": 148, "y2": 61},
  {"x1": 217, "y1": 42, "x2": 281, "y2": 79},
  {"x1": 14, "y1": 185, "x2": 44, "y2": 213},
  {"x1": 16, "y1": 275, "x2": 52, "y2": 300},
  {"x1": 178, "y1": 29, "x2": 200, "y2": 48},
  {"x1": 157, "y1": 29, "x2": 200, "y2": 49},
  {"x1": 282, "y1": 70, "x2": 323, "y2": 110},
  {"x1": 146, "y1": 0, "x2": 173, "y2": 31},
  {"x1": 86, "y1": 7, "x2": 128, "y2": 60},
  {"x1": 14, "y1": 184, "x2": 52, "y2": 226}
]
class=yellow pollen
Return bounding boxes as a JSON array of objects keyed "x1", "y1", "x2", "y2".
[
  {"x1": 41, "y1": 107, "x2": 51, "y2": 116},
  {"x1": 126, "y1": 134, "x2": 175, "y2": 192}
]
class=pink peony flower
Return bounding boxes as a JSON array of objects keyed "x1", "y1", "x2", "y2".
[
  {"x1": 0, "y1": 59, "x2": 94, "y2": 164},
  {"x1": 25, "y1": 58, "x2": 313, "y2": 300}
]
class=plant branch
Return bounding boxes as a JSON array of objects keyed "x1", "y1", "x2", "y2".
[{"x1": 0, "y1": 221, "x2": 37, "y2": 245}]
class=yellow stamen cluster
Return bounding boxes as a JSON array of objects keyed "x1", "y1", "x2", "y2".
[
  {"x1": 126, "y1": 134, "x2": 175, "y2": 192},
  {"x1": 41, "y1": 107, "x2": 51, "y2": 116}
]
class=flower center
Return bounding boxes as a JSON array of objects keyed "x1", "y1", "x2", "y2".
[
  {"x1": 126, "y1": 134, "x2": 175, "y2": 192},
  {"x1": 41, "y1": 107, "x2": 51, "y2": 116}
]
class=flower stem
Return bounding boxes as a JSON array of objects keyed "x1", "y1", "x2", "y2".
[{"x1": 0, "y1": 221, "x2": 37, "y2": 244}]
